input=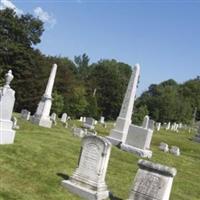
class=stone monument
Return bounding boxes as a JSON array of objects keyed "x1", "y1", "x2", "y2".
[
  {"x1": 21, "y1": 109, "x2": 31, "y2": 120},
  {"x1": 31, "y1": 64, "x2": 57, "y2": 128},
  {"x1": 106, "y1": 64, "x2": 140, "y2": 145},
  {"x1": 128, "y1": 159, "x2": 177, "y2": 200},
  {"x1": 62, "y1": 135, "x2": 111, "y2": 200},
  {"x1": 0, "y1": 70, "x2": 16, "y2": 144},
  {"x1": 121, "y1": 115, "x2": 154, "y2": 158}
]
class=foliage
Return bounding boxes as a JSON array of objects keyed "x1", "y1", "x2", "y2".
[{"x1": 51, "y1": 91, "x2": 64, "y2": 116}]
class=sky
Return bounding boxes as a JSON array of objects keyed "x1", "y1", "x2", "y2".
[{"x1": 1, "y1": 0, "x2": 200, "y2": 95}]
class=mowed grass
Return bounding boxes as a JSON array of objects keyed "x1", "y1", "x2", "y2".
[{"x1": 0, "y1": 114, "x2": 200, "y2": 200}]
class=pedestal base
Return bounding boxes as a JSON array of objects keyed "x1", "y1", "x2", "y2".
[
  {"x1": 31, "y1": 116, "x2": 52, "y2": 128},
  {"x1": 0, "y1": 129, "x2": 15, "y2": 144},
  {"x1": 62, "y1": 180, "x2": 109, "y2": 200},
  {"x1": 121, "y1": 143, "x2": 152, "y2": 158}
]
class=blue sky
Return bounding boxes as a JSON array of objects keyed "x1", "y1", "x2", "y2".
[{"x1": 1, "y1": 0, "x2": 200, "y2": 95}]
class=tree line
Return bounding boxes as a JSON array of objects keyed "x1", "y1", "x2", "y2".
[{"x1": 0, "y1": 8, "x2": 199, "y2": 124}]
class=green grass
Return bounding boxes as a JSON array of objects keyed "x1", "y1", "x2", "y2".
[{"x1": 0, "y1": 114, "x2": 200, "y2": 200}]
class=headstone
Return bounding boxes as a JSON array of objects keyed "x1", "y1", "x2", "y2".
[
  {"x1": 62, "y1": 135, "x2": 111, "y2": 200},
  {"x1": 148, "y1": 119, "x2": 155, "y2": 130},
  {"x1": 169, "y1": 146, "x2": 180, "y2": 156},
  {"x1": 65, "y1": 122, "x2": 68, "y2": 128},
  {"x1": 31, "y1": 64, "x2": 57, "y2": 128},
  {"x1": 193, "y1": 124, "x2": 200, "y2": 143},
  {"x1": 156, "y1": 122, "x2": 161, "y2": 131},
  {"x1": 128, "y1": 159, "x2": 177, "y2": 200},
  {"x1": 99, "y1": 116, "x2": 105, "y2": 124},
  {"x1": 73, "y1": 127, "x2": 86, "y2": 138},
  {"x1": 50, "y1": 112, "x2": 57, "y2": 125},
  {"x1": 61, "y1": 113, "x2": 67, "y2": 123},
  {"x1": 12, "y1": 116, "x2": 19, "y2": 130},
  {"x1": 79, "y1": 116, "x2": 83, "y2": 122},
  {"x1": 83, "y1": 117, "x2": 86, "y2": 123},
  {"x1": 142, "y1": 115, "x2": 149, "y2": 129},
  {"x1": 166, "y1": 122, "x2": 171, "y2": 130},
  {"x1": 0, "y1": 70, "x2": 16, "y2": 144},
  {"x1": 83, "y1": 117, "x2": 95, "y2": 130},
  {"x1": 159, "y1": 142, "x2": 169, "y2": 152},
  {"x1": 107, "y1": 64, "x2": 140, "y2": 145},
  {"x1": 21, "y1": 109, "x2": 31, "y2": 120}
]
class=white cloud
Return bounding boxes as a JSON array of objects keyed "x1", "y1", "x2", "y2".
[
  {"x1": 0, "y1": 0, "x2": 23, "y2": 15},
  {"x1": 34, "y1": 7, "x2": 56, "y2": 28}
]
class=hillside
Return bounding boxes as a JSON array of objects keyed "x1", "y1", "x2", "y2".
[{"x1": 0, "y1": 114, "x2": 200, "y2": 200}]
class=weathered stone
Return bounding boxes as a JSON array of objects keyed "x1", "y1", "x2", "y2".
[
  {"x1": 107, "y1": 64, "x2": 140, "y2": 145},
  {"x1": 99, "y1": 116, "x2": 105, "y2": 124},
  {"x1": 73, "y1": 128, "x2": 86, "y2": 138},
  {"x1": 128, "y1": 159, "x2": 177, "y2": 200},
  {"x1": 156, "y1": 122, "x2": 161, "y2": 131},
  {"x1": 83, "y1": 117, "x2": 95, "y2": 130},
  {"x1": 170, "y1": 146, "x2": 180, "y2": 156},
  {"x1": 159, "y1": 142, "x2": 169, "y2": 152},
  {"x1": 50, "y1": 113, "x2": 57, "y2": 125},
  {"x1": 62, "y1": 135, "x2": 111, "y2": 200},
  {"x1": 21, "y1": 109, "x2": 31, "y2": 120},
  {"x1": 0, "y1": 70, "x2": 16, "y2": 144},
  {"x1": 61, "y1": 113, "x2": 67, "y2": 123}
]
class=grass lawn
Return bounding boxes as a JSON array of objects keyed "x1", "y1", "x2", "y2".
[{"x1": 0, "y1": 113, "x2": 200, "y2": 200}]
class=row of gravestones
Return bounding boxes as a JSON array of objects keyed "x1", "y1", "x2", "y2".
[
  {"x1": 0, "y1": 65, "x2": 199, "y2": 199},
  {"x1": 61, "y1": 134, "x2": 177, "y2": 200}
]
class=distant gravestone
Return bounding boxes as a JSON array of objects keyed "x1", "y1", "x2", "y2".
[
  {"x1": 83, "y1": 117, "x2": 95, "y2": 130},
  {"x1": 73, "y1": 127, "x2": 86, "y2": 138},
  {"x1": 193, "y1": 124, "x2": 200, "y2": 143},
  {"x1": 50, "y1": 113, "x2": 57, "y2": 125},
  {"x1": 159, "y1": 142, "x2": 169, "y2": 152},
  {"x1": 21, "y1": 109, "x2": 31, "y2": 120},
  {"x1": 0, "y1": 70, "x2": 16, "y2": 144},
  {"x1": 99, "y1": 116, "x2": 105, "y2": 124},
  {"x1": 142, "y1": 115, "x2": 149, "y2": 129},
  {"x1": 166, "y1": 122, "x2": 171, "y2": 130},
  {"x1": 12, "y1": 116, "x2": 19, "y2": 130},
  {"x1": 61, "y1": 113, "x2": 67, "y2": 123},
  {"x1": 156, "y1": 122, "x2": 161, "y2": 131},
  {"x1": 170, "y1": 146, "x2": 180, "y2": 156},
  {"x1": 79, "y1": 116, "x2": 83, "y2": 122},
  {"x1": 62, "y1": 135, "x2": 111, "y2": 200},
  {"x1": 128, "y1": 159, "x2": 177, "y2": 200}
]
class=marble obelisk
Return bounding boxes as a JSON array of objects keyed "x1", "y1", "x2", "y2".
[
  {"x1": 0, "y1": 70, "x2": 16, "y2": 144},
  {"x1": 106, "y1": 64, "x2": 140, "y2": 145},
  {"x1": 31, "y1": 64, "x2": 57, "y2": 128}
]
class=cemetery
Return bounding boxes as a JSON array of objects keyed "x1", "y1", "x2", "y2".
[{"x1": 0, "y1": 2, "x2": 200, "y2": 200}]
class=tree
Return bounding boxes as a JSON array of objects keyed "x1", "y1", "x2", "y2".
[{"x1": 51, "y1": 91, "x2": 64, "y2": 116}]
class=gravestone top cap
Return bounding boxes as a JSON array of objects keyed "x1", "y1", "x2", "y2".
[
  {"x1": 5, "y1": 69, "x2": 14, "y2": 87},
  {"x1": 138, "y1": 159, "x2": 177, "y2": 177}
]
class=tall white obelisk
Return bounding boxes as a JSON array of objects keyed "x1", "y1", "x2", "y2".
[
  {"x1": 106, "y1": 64, "x2": 140, "y2": 145},
  {"x1": 31, "y1": 64, "x2": 57, "y2": 128}
]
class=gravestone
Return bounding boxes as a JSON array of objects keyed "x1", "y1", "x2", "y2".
[
  {"x1": 50, "y1": 113, "x2": 57, "y2": 125},
  {"x1": 73, "y1": 127, "x2": 86, "y2": 138},
  {"x1": 121, "y1": 115, "x2": 153, "y2": 158},
  {"x1": 11, "y1": 116, "x2": 19, "y2": 130},
  {"x1": 62, "y1": 135, "x2": 111, "y2": 200},
  {"x1": 61, "y1": 113, "x2": 67, "y2": 123},
  {"x1": 170, "y1": 146, "x2": 180, "y2": 156},
  {"x1": 156, "y1": 122, "x2": 161, "y2": 131},
  {"x1": 79, "y1": 116, "x2": 83, "y2": 122},
  {"x1": 21, "y1": 109, "x2": 31, "y2": 120},
  {"x1": 166, "y1": 122, "x2": 171, "y2": 130},
  {"x1": 99, "y1": 116, "x2": 105, "y2": 124},
  {"x1": 0, "y1": 70, "x2": 16, "y2": 144},
  {"x1": 128, "y1": 159, "x2": 177, "y2": 200},
  {"x1": 193, "y1": 124, "x2": 200, "y2": 143},
  {"x1": 31, "y1": 64, "x2": 57, "y2": 128},
  {"x1": 83, "y1": 117, "x2": 95, "y2": 130},
  {"x1": 159, "y1": 142, "x2": 169, "y2": 152},
  {"x1": 107, "y1": 64, "x2": 140, "y2": 145}
]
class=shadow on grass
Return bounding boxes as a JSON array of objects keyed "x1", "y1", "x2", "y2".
[
  {"x1": 109, "y1": 192, "x2": 123, "y2": 200},
  {"x1": 57, "y1": 173, "x2": 70, "y2": 180}
]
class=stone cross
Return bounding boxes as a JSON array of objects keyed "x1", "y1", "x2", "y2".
[
  {"x1": 107, "y1": 64, "x2": 140, "y2": 145},
  {"x1": 128, "y1": 159, "x2": 177, "y2": 200},
  {"x1": 0, "y1": 70, "x2": 16, "y2": 144},
  {"x1": 62, "y1": 135, "x2": 111, "y2": 200},
  {"x1": 31, "y1": 64, "x2": 57, "y2": 128}
]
